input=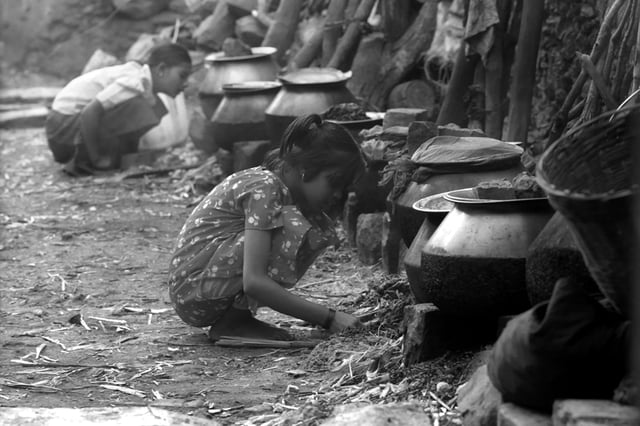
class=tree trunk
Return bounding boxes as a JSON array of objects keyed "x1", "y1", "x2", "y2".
[
  {"x1": 327, "y1": 0, "x2": 377, "y2": 71},
  {"x1": 322, "y1": 0, "x2": 348, "y2": 66},
  {"x1": 366, "y1": 0, "x2": 440, "y2": 109},
  {"x1": 261, "y1": 0, "x2": 303, "y2": 65},
  {"x1": 504, "y1": 0, "x2": 545, "y2": 144}
]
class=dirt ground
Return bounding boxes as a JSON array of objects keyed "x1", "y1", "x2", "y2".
[{"x1": 0, "y1": 77, "x2": 478, "y2": 424}]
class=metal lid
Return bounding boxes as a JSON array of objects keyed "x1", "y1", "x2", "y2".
[
  {"x1": 278, "y1": 68, "x2": 352, "y2": 85},
  {"x1": 412, "y1": 192, "x2": 454, "y2": 213},
  {"x1": 204, "y1": 46, "x2": 277, "y2": 63}
]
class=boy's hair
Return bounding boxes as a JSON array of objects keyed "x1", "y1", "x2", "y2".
[
  {"x1": 147, "y1": 43, "x2": 192, "y2": 67},
  {"x1": 276, "y1": 114, "x2": 366, "y2": 188}
]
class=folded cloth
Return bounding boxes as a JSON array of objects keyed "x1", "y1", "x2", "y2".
[{"x1": 487, "y1": 277, "x2": 630, "y2": 412}]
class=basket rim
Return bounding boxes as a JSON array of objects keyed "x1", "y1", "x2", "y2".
[{"x1": 536, "y1": 104, "x2": 640, "y2": 201}]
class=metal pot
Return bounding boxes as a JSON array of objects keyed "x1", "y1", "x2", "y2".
[
  {"x1": 264, "y1": 68, "x2": 356, "y2": 145},
  {"x1": 393, "y1": 165, "x2": 523, "y2": 247},
  {"x1": 198, "y1": 46, "x2": 279, "y2": 119},
  {"x1": 404, "y1": 192, "x2": 453, "y2": 302},
  {"x1": 419, "y1": 188, "x2": 553, "y2": 317},
  {"x1": 210, "y1": 81, "x2": 282, "y2": 151}
]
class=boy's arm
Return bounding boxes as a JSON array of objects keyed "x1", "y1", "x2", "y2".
[
  {"x1": 79, "y1": 99, "x2": 112, "y2": 170},
  {"x1": 243, "y1": 228, "x2": 361, "y2": 332}
]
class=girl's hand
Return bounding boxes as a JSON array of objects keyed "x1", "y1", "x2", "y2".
[{"x1": 329, "y1": 311, "x2": 363, "y2": 333}]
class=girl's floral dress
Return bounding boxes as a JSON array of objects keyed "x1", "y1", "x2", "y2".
[{"x1": 169, "y1": 167, "x2": 339, "y2": 327}]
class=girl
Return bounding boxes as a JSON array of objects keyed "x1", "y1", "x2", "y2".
[
  {"x1": 45, "y1": 43, "x2": 192, "y2": 175},
  {"x1": 169, "y1": 114, "x2": 366, "y2": 340}
]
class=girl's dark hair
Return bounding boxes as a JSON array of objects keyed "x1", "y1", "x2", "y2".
[
  {"x1": 275, "y1": 114, "x2": 366, "y2": 188},
  {"x1": 147, "y1": 43, "x2": 192, "y2": 67}
]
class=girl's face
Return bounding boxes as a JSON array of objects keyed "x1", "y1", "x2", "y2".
[
  {"x1": 299, "y1": 167, "x2": 348, "y2": 216},
  {"x1": 153, "y1": 63, "x2": 191, "y2": 97}
]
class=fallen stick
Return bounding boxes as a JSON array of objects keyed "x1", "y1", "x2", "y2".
[{"x1": 214, "y1": 338, "x2": 320, "y2": 349}]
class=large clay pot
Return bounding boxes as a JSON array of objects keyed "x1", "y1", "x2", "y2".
[
  {"x1": 403, "y1": 192, "x2": 453, "y2": 302},
  {"x1": 393, "y1": 166, "x2": 523, "y2": 247},
  {"x1": 526, "y1": 212, "x2": 600, "y2": 305},
  {"x1": 210, "y1": 81, "x2": 282, "y2": 151},
  {"x1": 264, "y1": 68, "x2": 356, "y2": 145},
  {"x1": 420, "y1": 188, "x2": 554, "y2": 317},
  {"x1": 198, "y1": 46, "x2": 279, "y2": 119}
]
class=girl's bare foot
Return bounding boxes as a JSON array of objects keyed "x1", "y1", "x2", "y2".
[{"x1": 208, "y1": 307, "x2": 292, "y2": 341}]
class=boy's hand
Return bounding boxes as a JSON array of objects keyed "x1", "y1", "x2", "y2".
[{"x1": 329, "y1": 311, "x2": 363, "y2": 333}]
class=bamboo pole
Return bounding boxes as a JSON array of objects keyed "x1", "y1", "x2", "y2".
[{"x1": 545, "y1": 0, "x2": 626, "y2": 147}]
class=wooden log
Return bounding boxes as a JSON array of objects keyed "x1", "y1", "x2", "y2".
[
  {"x1": 193, "y1": 0, "x2": 236, "y2": 51},
  {"x1": 379, "y1": 0, "x2": 412, "y2": 43},
  {"x1": 366, "y1": 0, "x2": 440, "y2": 109},
  {"x1": 346, "y1": 32, "x2": 386, "y2": 104},
  {"x1": 504, "y1": 0, "x2": 545, "y2": 144},
  {"x1": 322, "y1": 0, "x2": 348, "y2": 66},
  {"x1": 484, "y1": 0, "x2": 511, "y2": 140},
  {"x1": 387, "y1": 79, "x2": 438, "y2": 118},
  {"x1": 260, "y1": 0, "x2": 303, "y2": 65},
  {"x1": 436, "y1": 43, "x2": 480, "y2": 127},
  {"x1": 289, "y1": 23, "x2": 325, "y2": 69},
  {"x1": 235, "y1": 15, "x2": 267, "y2": 47},
  {"x1": 499, "y1": 403, "x2": 552, "y2": 426},
  {"x1": 327, "y1": 0, "x2": 377, "y2": 71}
]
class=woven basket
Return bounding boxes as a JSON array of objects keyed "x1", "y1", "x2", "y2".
[{"x1": 536, "y1": 105, "x2": 638, "y2": 317}]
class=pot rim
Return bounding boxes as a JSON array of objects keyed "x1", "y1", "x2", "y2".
[
  {"x1": 412, "y1": 192, "x2": 455, "y2": 213},
  {"x1": 222, "y1": 81, "x2": 282, "y2": 93},
  {"x1": 205, "y1": 46, "x2": 278, "y2": 63},
  {"x1": 444, "y1": 187, "x2": 549, "y2": 205},
  {"x1": 325, "y1": 111, "x2": 385, "y2": 125},
  {"x1": 278, "y1": 67, "x2": 352, "y2": 86}
]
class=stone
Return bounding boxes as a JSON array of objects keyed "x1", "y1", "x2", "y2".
[
  {"x1": 499, "y1": 403, "x2": 551, "y2": 426},
  {"x1": 407, "y1": 121, "x2": 438, "y2": 155},
  {"x1": 552, "y1": 399, "x2": 640, "y2": 426},
  {"x1": 355, "y1": 213, "x2": 384, "y2": 265},
  {"x1": 383, "y1": 108, "x2": 431, "y2": 129},
  {"x1": 321, "y1": 403, "x2": 432, "y2": 426},
  {"x1": 402, "y1": 303, "x2": 446, "y2": 366},
  {"x1": 232, "y1": 140, "x2": 272, "y2": 172},
  {"x1": 457, "y1": 364, "x2": 503, "y2": 426},
  {"x1": 437, "y1": 123, "x2": 488, "y2": 138}
]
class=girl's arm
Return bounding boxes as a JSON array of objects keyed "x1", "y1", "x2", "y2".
[
  {"x1": 79, "y1": 100, "x2": 112, "y2": 170},
  {"x1": 243, "y1": 228, "x2": 361, "y2": 332}
]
